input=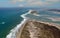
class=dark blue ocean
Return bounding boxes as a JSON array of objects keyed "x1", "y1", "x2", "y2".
[{"x1": 0, "y1": 8, "x2": 30, "y2": 38}]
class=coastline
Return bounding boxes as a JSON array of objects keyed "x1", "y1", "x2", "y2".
[
  {"x1": 6, "y1": 10, "x2": 60, "y2": 38},
  {"x1": 6, "y1": 19, "x2": 27, "y2": 38},
  {"x1": 21, "y1": 11, "x2": 60, "y2": 29}
]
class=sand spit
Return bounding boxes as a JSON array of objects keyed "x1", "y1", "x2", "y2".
[{"x1": 16, "y1": 20, "x2": 60, "y2": 38}]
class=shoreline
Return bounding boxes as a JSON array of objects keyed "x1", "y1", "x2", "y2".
[
  {"x1": 21, "y1": 12, "x2": 60, "y2": 29},
  {"x1": 6, "y1": 11, "x2": 60, "y2": 38},
  {"x1": 6, "y1": 19, "x2": 27, "y2": 38},
  {"x1": 6, "y1": 17, "x2": 60, "y2": 38}
]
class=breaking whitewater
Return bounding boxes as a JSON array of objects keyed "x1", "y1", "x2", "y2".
[
  {"x1": 6, "y1": 10, "x2": 31, "y2": 38},
  {"x1": 6, "y1": 12, "x2": 29, "y2": 38},
  {"x1": 6, "y1": 19, "x2": 27, "y2": 38}
]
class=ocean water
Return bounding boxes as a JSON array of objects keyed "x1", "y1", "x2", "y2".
[{"x1": 0, "y1": 8, "x2": 29, "y2": 38}]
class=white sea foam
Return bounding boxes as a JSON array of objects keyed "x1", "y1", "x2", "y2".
[
  {"x1": 6, "y1": 19, "x2": 27, "y2": 38},
  {"x1": 6, "y1": 10, "x2": 34, "y2": 38}
]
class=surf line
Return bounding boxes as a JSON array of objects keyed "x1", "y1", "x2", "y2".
[
  {"x1": 6, "y1": 10, "x2": 31, "y2": 38},
  {"x1": 6, "y1": 18, "x2": 27, "y2": 38}
]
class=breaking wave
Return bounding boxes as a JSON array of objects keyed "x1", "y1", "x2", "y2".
[
  {"x1": 6, "y1": 10, "x2": 30, "y2": 38},
  {"x1": 6, "y1": 19, "x2": 27, "y2": 38}
]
